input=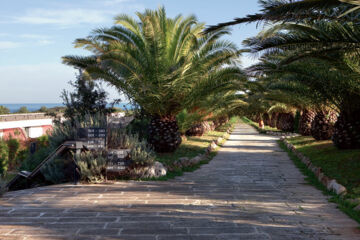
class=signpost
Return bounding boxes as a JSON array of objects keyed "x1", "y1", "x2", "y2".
[
  {"x1": 76, "y1": 127, "x2": 133, "y2": 178},
  {"x1": 77, "y1": 128, "x2": 107, "y2": 149},
  {"x1": 106, "y1": 149, "x2": 132, "y2": 172}
]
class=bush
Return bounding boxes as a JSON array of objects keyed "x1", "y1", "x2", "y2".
[
  {"x1": 129, "y1": 140, "x2": 155, "y2": 166},
  {"x1": 0, "y1": 141, "x2": 9, "y2": 176},
  {"x1": 17, "y1": 106, "x2": 29, "y2": 113},
  {"x1": 107, "y1": 128, "x2": 139, "y2": 149},
  {"x1": 38, "y1": 106, "x2": 48, "y2": 113},
  {"x1": 176, "y1": 109, "x2": 202, "y2": 135},
  {"x1": 0, "y1": 176, "x2": 7, "y2": 197},
  {"x1": 37, "y1": 135, "x2": 49, "y2": 148},
  {"x1": 0, "y1": 106, "x2": 10, "y2": 115},
  {"x1": 7, "y1": 138, "x2": 20, "y2": 168},
  {"x1": 126, "y1": 117, "x2": 150, "y2": 140},
  {"x1": 77, "y1": 151, "x2": 107, "y2": 182},
  {"x1": 41, "y1": 158, "x2": 65, "y2": 184},
  {"x1": 20, "y1": 147, "x2": 52, "y2": 171}
]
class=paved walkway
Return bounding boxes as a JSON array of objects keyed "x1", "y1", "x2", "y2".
[{"x1": 0, "y1": 123, "x2": 359, "y2": 240}]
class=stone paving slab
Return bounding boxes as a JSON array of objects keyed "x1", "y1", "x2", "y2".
[{"x1": 0, "y1": 123, "x2": 359, "y2": 240}]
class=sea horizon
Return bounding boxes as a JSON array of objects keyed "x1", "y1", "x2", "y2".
[{"x1": 0, "y1": 103, "x2": 131, "y2": 113}]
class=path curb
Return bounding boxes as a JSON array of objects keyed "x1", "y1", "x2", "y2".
[
  {"x1": 175, "y1": 125, "x2": 234, "y2": 169},
  {"x1": 281, "y1": 137, "x2": 349, "y2": 196}
]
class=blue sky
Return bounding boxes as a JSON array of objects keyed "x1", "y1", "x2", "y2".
[{"x1": 0, "y1": 0, "x2": 261, "y2": 103}]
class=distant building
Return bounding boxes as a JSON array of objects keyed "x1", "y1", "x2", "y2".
[{"x1": 0, "y1": 113, "x2": 54, "y2": 141}]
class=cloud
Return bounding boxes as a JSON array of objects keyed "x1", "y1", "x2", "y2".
[
  {"x1": 103, "y1": 0, "x2": 129, "y2": 6},
  {"x1": 14, "y1": 8, "x2": 109, "y2": 26},
  {"x1": 37, "y1": 39, "x2": 54, "y2": 46},
  {"x1": 20, "y1": 34, "x2": 51, "y2": 39},
  {"x1": 0, "y1": 41, "x2": 21, "y2": 50}
]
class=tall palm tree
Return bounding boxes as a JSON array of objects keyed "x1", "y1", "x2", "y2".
[
  {"x1": 243, "y1": 21, "x2": 360, "y2": 148},
  {"x1": 63, "y1": 7, "x2": 244, "y2": 152},
  {"x1": 204, "y1": 0, "x2": 359, "y2": 33}
]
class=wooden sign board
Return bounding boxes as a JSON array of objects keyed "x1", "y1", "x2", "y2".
[
  {"x1": 106, "y1": 149, "x2": 131, "y2": 172},
  {"x1": 77, "y1": 128, "x2": 107, "y2": 150}
]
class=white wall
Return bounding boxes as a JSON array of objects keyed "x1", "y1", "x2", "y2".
[
  {"x1": 0, "y1": 119, "x2": 53, "y2": 130},
  {"x1": 26, "y1": 127, "x2": 44, "y2": 138}
]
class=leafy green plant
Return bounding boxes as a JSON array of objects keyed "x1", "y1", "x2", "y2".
[
  {"x1": 126, "y1": 117, "x2": 150, "y2": 141},
  {"x1": 176, "y1": 110, "x2": 202, "y2": 135},
  {"x1": 37, "y1": 135, "x2": 49, "y2": 148},
  {"x1": 40, "y1": 158, "x2": 65, "y2": 184},
  {"x1": 38, "y1": 106, "x2": 48, "y2": 113},
  {"x1": 0, "y1": 106, "x2": 10, "y2": 115},
  {"x1": 129, "y1": 140, "x2": 155, "y2": 166},
  {"x1": 20, "y1": 147, "x2": 52, "y2": 171},
  {"x1": 77, "y1": 151, "x2": 107, "y2": 182},
  {"x1": 6, "y1": 138, "x2": 20, "y2": 168},
  {"x1": 0, "y1": 141, "x2": 9, "y2": 176},
  {"x1": 0, "y1": 176, "x2": 7, "y2": 197},
  {"x1": 107, "y1": 128, "x2": 139, "y2": 149},
  {"x1": 61, "y1": 70, "x2": 111, "y2": 125},
  {"x1": 16, "y1": 106, "x2": 29, "y2": 113}
]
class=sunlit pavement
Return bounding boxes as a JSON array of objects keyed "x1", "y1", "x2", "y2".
[{"x1": 0, "y1": 123, "x2": 359, "y2": 240}]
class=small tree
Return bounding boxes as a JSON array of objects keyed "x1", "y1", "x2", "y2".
[
  {"x1": 0, "y1": 106, "x2": 10, "y2": 115},
  {"x1": 17, "y1": 106, "x2": 29, "y2": 114},
  {"x1": 0, "y1": 141, "x2": 9, "y2": 176},
  {"x1": 38, "y1": 106, "x2": 48, "y2": 113},
  {"x1": 7, "y1": 138, "x2": 20, "y2": 168},
  {"x1": 61, "y1": 70, "x2": 111, "y2": 124}
]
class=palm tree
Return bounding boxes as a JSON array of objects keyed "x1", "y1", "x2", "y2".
[
  {"x1": 243, "y1": 21, "x2": 360, "y2": 148},
  {"x1": 204, "y1": 0, "x2": 359, "y2": 34},
  {"x1": 63, "y1": 7, "x2": 244, "y2": 152}
]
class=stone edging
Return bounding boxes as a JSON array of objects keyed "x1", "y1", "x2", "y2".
[
  {"x1": 282, "y1": 137, "x2": 360, "y2": 212},
  {"x1": 265, "y1": 131, "x2": 300, "y2": 137},
  {"x1": 281, "y1": 137, "x2": 348, "y2": 196},
  {"x1": 173, "y1": 126, "x2": 233, "y2": 169}
]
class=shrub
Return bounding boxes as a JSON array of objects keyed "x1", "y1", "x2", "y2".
[
  {"x1": 129, "y1": 140, "x2": 155, "y2": 166},
  {"x1": 176, "y1": 109, "x2": 202, "y2": 135},
  {"x1": 126, "y1": 117, "x2": 150, "y2": 140},
  {"x1": 41, "y1": 158, "x2": 65, "y2": 184},
  {"x1": 0, "y1": 141, "x2": 9, "y2": 176},
  {"x1": 0, "y1": 176, "x2": 7, "y2": 197},
  {"x1": 17, "y1": 106, "x2": 29, "y2": 113},
  {"x1": 38, "y1": 106, "x2": 48, "y2": 113},
  {"x1": 37, "y1": 135, "x2": 49, "y2": 148},
  {"x1": 20, "y1": 147, "x2": 52, "y2": 171},
  {"x1": 7, "y1": 138, "x2": 20, "y2": 167},
  {"x1": 0, "y1": 106, "x2": 10, "y2": 115},
  {"x1": 107, "y1": 128, "x2": 139, "y2": 149},
  {"x1": 77, "y1": 151, "x2": 107, "y2": 182}
]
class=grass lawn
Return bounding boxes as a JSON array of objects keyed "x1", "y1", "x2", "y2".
[
  {"x1": 154, "y1": 117, "x2": 238, "y2": 179},
  {"x1": 241, "y1": 116, "x2": 281, "y2": 133},
  {"x1": 287, "y1": 136, "x2": 360, "y2": 199}
]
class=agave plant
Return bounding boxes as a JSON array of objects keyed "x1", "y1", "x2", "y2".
[{"x1": 63, "y1": 7, "x2": 244, "y2": 152}]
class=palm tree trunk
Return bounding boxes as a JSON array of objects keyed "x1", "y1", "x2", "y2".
[
  {"x1": 299, "y1": 109, "x2": 316, "y2": 136},
  {"x1": 148, "y1": 116, "x2": 182, "y2": 153},
  {"x1": 311, "y1": 110, "x2": 337, "y2": 140},
  {"x1": 277, "y1": 113, "x2": 295, "y2": 132},
  {"x1": 333, "y1": 109, "x2": 360, "y2": 149}
]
